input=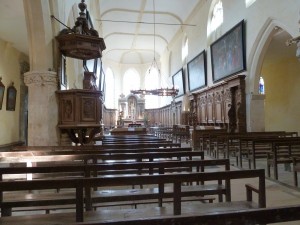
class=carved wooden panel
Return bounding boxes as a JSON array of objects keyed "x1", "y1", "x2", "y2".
[
  {"x1": 57, "y1": 89, "x2": 102, "y2": 126},
  {"x1": 207, "y1": 93, "x2": 214, "y2": 123},
  {"x1": 191, "y1": 75, "x2": 246, "y2": 132},
  {"x1": 214, "y1": 88, "x2": 223, "y2": 123},
  {"x1": 62, "y1": 97, "x2": 74, "y2": 122},
  {"x1": 224, "y1": 88, "x2": 231, "y2": 123},
  {"x1": 81, "y1": 97, "x2": 97, "y2": 121}
]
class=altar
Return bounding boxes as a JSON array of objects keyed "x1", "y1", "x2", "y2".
[
  {"x1": 110, "y1": 127, "x2": 147, "y2": 135},
  {"x1": 118, "y1": 93, "x2": 145, "y2": 127},
  {"x1": 123, "y1": 119, "x2": 144, "y2": 127}
]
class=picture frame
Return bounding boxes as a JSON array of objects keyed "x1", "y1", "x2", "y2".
[
  {"x1": 6, "y1": 83, "x2": 17, "y2": 111},
  {"x1": 210, "y1": 20, "x2": 246, "y2": 82},
  {"x1": 187, "y1": 50, "x2": 207, "y2": 92},
  {"x1": 0, "y1": 78, "x2": 5, "y2": 110},
  {"x1": 172, "y1": 68, "x2": 185, "y2": 97}
]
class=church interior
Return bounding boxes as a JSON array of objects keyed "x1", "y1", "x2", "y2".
[{"x1": 0, "y1": 0, "x2": 300, "y2": 224}]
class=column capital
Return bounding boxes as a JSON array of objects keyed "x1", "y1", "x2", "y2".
[{"x1": 24, "y1": 71, "x2": 58, "y2": 87}]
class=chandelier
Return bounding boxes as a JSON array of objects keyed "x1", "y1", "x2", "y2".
[
  {"x1": 131, "y1": 87, "x2": 179, "y2": 96},
  {"x1": 130, "y1": 0, "x2": 179, "y2": 97}
]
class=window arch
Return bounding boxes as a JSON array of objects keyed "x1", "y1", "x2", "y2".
[
  {"x1": 245, "y1": 0, "x2": 256, "y2": 8},
  {"x1": 208, "y1": 0, "x2": 223, "y2": 35},
  {"x1": 182, "y1": 36, "x2": 189, "y2": 63},
  {"x1": 104, "y1": 67, "x2": 115, "y2": 109},
  {"x1": 123, "y1": 68, "x2": 140, "y2": 96},
  {"x1": 145, "y1": 67, "x2": 159, "y2": 109}
]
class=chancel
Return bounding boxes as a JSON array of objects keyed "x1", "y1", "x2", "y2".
[
  {"x1": 118, "y1": 93, "x2": 145, "y2": 127},
  {"x1": 1, "y1": 0, "x2": 300, "y2": 225}
]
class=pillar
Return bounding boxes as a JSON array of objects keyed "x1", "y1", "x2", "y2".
[
  {"x1": 247, "y1": 93, "x2": 265, "y2": 132},
  {"x1": 24, "y1": 71, "x2": 58, "y2": 145},
  {"x1": 23, "y1": 0, "x2": 59, "y2": 145}
]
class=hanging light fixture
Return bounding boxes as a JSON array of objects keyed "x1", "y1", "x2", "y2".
[{"x1": 130, "y1": 0, "x2": 179, "y2": 97}]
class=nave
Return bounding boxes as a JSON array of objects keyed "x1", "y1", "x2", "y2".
[{"x1": 0, "y1": 133, "x2": 300, "y2": 224}]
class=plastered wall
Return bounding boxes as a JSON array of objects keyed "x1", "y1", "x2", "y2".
[
  {"x1": 0, "y1": 39, "x2": 28, "y2": 145},
  {"x1": 262, "y1": 57, "x2": 300, "y2": 134}
]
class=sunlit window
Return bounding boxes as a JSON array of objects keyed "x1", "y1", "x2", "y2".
[
  {"x1": 210, "y1": 1, "x2": 223, "y2": 32},
  {"x1": 104, "y1": 68, "x2": 115, "y2": 109},
  {"x1": 182, "y1": 37, "x2": 188, "y2": 62},
  {"x1": 145, "y1": 67, "x2": 159, "y2": 109},
  {"x1": 123, "y1": 68, "x2": 140, "y2": 96},
  {"x1": 245, "y1": 0, "x2": 256, "y2": 8}
]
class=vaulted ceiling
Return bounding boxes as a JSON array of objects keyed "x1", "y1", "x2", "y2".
[
  {"x1": 0, "y1": 0, "x2": 296, "y2": 67},
  {"x1": 95, "y1": 0, "x2": 200, "y2": 64},
  {"x1": 0, "y1": 0, "x2": 200, "y2": 65}
]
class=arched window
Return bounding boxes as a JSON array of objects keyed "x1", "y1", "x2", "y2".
[
  {"x1": 182, "y1": 36, "x2": 188, "y2": 63},
  {"x1": 123, "y1": 68, "x2": 140, "y2": 96},
  {"x1": 245, "y1": 0, "x2": 256, "y2": 8},
  {"x1": 145, "y1": 67, "x2": 159, "y2": 109},
  {"x1": 210, "y1": 1, "x2": 223, "y2": 33},
  {"x1": 104, "y1": 67, "x2": 115, "y2": 109}
]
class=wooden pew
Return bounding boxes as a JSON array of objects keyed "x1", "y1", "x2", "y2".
[
  {"x1": 211, "y1": 131, "x2": 290, "y2": 162},
  {"x1": 172, "y1": 125, "x2": 191, "y2": 143},
  {"x1": 191, "y1": 127, "x2": 226, "y2": 150},
  {"x1": 101, "y1": 139, "x2": 173, "y2": 145},
  {"x1": 0, "y1": 159, "x2": 230, "y2": 215},
  {"x1": 267, "y1": 139, "x2": 300, "y2": 180},
  {"x1": 69, "y1": 204, "x2": 300, "y2": 225},
  {"x1": 0, "y1": 169, "x2": 266, "y2": 224},
  {"x1": 0, "y1": 151, "x2": 204, "y2": 165},
  {"x1": 12, "y1": 142, "x2": 182, "y2": 151},
  {"x1": 8, "y1": 147, "x2": 193, "y2": 156},
  {"x1": 293, "y1": 157, "x2": 300, "y2": 187},
  {"x1": 238, "y1": 136, "x2": 300, "y2": 169},
  {"x1": 155, "y1": 127, "x2": 173, "y2": 140}
]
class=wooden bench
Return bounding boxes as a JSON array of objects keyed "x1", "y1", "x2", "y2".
[
  {"x1": 101, "y1": 139, "x2": 170, "y2": 144},
  {"x1": 0, "y1": 169, "x2": 266, "y2": 224},
  {"x1": 210, "y1": 132, "x2": 285, "y2": 159},
  {"x1": 235, "y1": 134, "x2": 299, "y2": 169},
  {"x1": 8, "y1": 147, "x2": 192, "y2": 156},
  {"x1": 68, "y1": 204, "x2": 300, "y2": 225},
  {"x1": 267, "y1": 139, "x2": 300, "y2": 180},
  {"x1": 0, "y1": 158, "x2": 230, "y2": 215},
  {"x1": 191, "y1": 127, "x2": 226, "y2": 150},
  {"x1": 172, "y1": 125, "x2": 191, "y2": 143},
  {"x1": 210, "y1": 131, "x2": 292, "y2": 162},
  {"x1": 155, "y1": 127, "x2": 173, "y2": 140},
  {"x1": 0, "y1": 151, "x2": 204, "y2": 166},
  {"x1": 293, "y1": 157, "x2": 300, "y2": 187},
  {"x1": 13, "y1": 142, "x2": 182, "y2": 151}
]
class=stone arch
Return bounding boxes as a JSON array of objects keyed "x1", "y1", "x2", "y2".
[
  {"x1": 246, "y1": 17, "x2": 295, "y2": 131},
  {"x1": 247, "y1": 18, "x2": 293, "y2": 94}
]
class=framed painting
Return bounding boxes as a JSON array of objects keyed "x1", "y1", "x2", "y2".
[
  {"x1": 6, "y1": 83, "x2": 17, "y2": 111},
  {"x1": 172, "y1": 68, "x2": 185, "y2": 97},
  {"x1": 210, "y1": 20, "x2": 246, "y2": 82},
  {"x1": 0, "y1": 78, "x2": 5, "y2": 110},
  {"x1": 187, "y1": 50, "x2": 207, "y2": 92}
]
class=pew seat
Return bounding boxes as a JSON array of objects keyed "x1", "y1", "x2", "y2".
[{"x1": 0, "y1": 169, "x2": 265, "y2": 224}]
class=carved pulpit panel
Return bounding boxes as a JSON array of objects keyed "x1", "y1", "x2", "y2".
[
  {"x1": 62, "y1": 98, "x2": 74, "y2": 122},
  {"x1": 81, "y1": 97, "x2": 97, "y2": 121},
  {"x1": 56, "y1": 89, "x2": 102, "y2": 144}
]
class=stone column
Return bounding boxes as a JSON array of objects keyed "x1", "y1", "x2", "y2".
[
  {"x1": 24, "y1": 71, "x2": 58, "y2": 146},
  {"x1": 247, "y1": 93, "x2": 265, "y2": 132}
]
